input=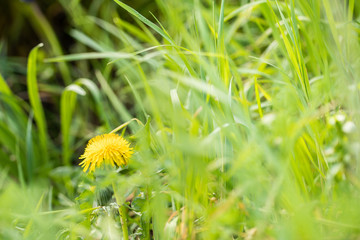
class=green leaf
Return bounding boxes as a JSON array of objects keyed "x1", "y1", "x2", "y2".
[
  {"x1": 113, "y1": 0, "x2": 175, "y2": 45},
  {"x1": 0, "y1": 72, "x2": 12, "y2": 95},
  {"x1": 27, "y1": 43, "x2": 49, "y2": 165},
  {"x1": 60, "y1": 84, "x2": 83, "y2": 166}
]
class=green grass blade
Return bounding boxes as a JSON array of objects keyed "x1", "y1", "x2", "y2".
[
  {"x1": 45, "y1": 52, "x2": 136, "y2": 62},
  {"x1": 70, "y1": 29, "x2": 108, "y2": 52},
  {"x1": 77, "y1": 78, "x2": 111, "y2": 129},
  {"x1": 61, "y1": 84, "x2": 86, "y2": 166},
  {"x1": 113, "y1": 0, "x2": 175, "y2": 45},
  {"x1": 95, "y1": 70, "x2": 133, "y2": 125},
  {"x1": 124, "y1": 75, "x2": 148, "y2": 119},
  {"x1": 217, "y1": 0, "x2": 225, "y2": 45},
  {"x1": 16, "y1": 138, "x2": 26, "y2": 188},
  {"x1": 26, "y1": 111, "x2": 34, "y2": 183},
  {"x1": 0, "y1": 72, "x2": 12, "y2": 95},
  {"x1": 0, "y1": 122, "x2": 26, "y2": 178},
  {"x1": 23, "y1": 193, "x2": 45, "y2": 238},
  {"x1": 27, "y1": 43, "x2": 49, "y2": 165},
  {"x1": 254, "y1": 76, "x2": 263, "y2": 118},
  {"x1": 225, "y1": 0, "x2": 267, "y2": 22}
]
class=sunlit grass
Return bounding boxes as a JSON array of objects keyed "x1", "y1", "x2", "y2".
[{"x1": 0, "y1": 0, "x2": 360, "y2": 239}]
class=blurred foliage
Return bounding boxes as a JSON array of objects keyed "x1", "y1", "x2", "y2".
[{"x1": 1, "y1": 0, "x2": 360, "y2": 239}]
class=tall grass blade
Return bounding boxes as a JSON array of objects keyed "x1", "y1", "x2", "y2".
[
  {"x1": 60, "y1": 84, "x2": 85, "y2": 166},
  {"x1": 0, "y1": 73, "x2": 12, "y2": 95},
  {"x1": 27, "y1": 43, "x2": 49, "y2": 165},
  {"x1": 26, "y1": 111, "x2": 34, "y2": 183},
  {"x1": 113, "y1": 0, "x2": 175, "y2": 45}
]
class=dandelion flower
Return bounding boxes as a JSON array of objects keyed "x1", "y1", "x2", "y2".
[{"x1": 79, "y1": 133, "x2": 133, "y2": 173}]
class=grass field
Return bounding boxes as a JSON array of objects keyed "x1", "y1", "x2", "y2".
[{"x1": 1, "y1": 0, "x2": 360, "y2": 239}]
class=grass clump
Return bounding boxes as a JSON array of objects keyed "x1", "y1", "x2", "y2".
[{"x1": 0, "y1": 0, "x2": 360, "y2": 239}]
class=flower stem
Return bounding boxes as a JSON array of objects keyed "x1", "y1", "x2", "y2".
[
  {"x1": 119, "y1": 204, "x2": 129, "y2": 240},
  {"x1": 144, "y1": 185, "x2": 151, "y2": 240},
  {"x1": 112, "y1": 182, "x2": 129, "y2": 239}
]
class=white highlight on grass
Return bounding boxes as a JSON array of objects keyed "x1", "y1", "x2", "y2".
[{"x1": 342, "y1": 121, "x2": 356, "y2": 134}]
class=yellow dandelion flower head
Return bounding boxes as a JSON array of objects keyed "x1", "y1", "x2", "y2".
[{"x1": 79, "y1": 133, "x2": 133, "y2": 173}]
